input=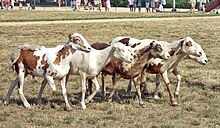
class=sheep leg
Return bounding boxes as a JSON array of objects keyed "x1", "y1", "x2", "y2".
[
  {"x1": 86, "y1": 77, "x2": 100, "y2": 103},
  {"x1": 37, "y1": 78, "x2": 48, "y2": 104},
  {"x1": 80, "y1": 73, "x2": 87, "y2": 109},
  {"x1": 161, "y1": 71, "x2": 177, "y2": 106},
  {"x1": 44, "y1": 75, "x2": 60, "y2": 109},
  {"x1": 133, "y1": 76, "x2": 144, "y2": 107},
  {"x1": 153, "y1": 74, "x2": 161, "y2": 100},
  {"x1": 127, "y1": 79, "x2": 132, "y2": 95},
  {"x1": 4, "y1": 77, "x2": 18, "y2": 105},
  {"x1": 87, "y1": 79, "x2": 93, "y2": 96},
  {"x1": 140, "y1": 69, "x2": 149, "y2": 97},
  {"x1": 65, "y1": 73, "x2": 70, "y2": 86},
  {"x1": 108, "y1": 75, "x2": 120, "y2": 102},
  {"x1": 172, "y1": 68, "x2": 181, "y2": 97},
  {"x1": 60, "y1": 76, "x2": 72, "y2": 111},
  {"x1": 18, "y1": 71, "x2": 31, "y2": 108},
  {"x1": 45, "y1": 75, "x2": 57, "y2": 95},
  {"x1": 101, "y1": 72, "x2": 106, "y2": 99}
]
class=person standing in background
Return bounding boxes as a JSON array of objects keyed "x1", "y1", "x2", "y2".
[
  {"x1": 30, "y1": 0, "x2": 35, "y2": 10},
  {"x1": 99, "y1": 0, "x2": 102, "y2": 11},
  {"x1": 74, "y1": 0, "x2": 81, "y2": 11},
  {"x1": 162, "y1": 0, "x2": 166, "y2": 11},
  {"x1": 151, "y1": 0, "x2": 156, "y2": 12},
  {"x1": 26, "y1": 0, "x2": 31, "y2": 10},
  {"x1": 105, "y1": 0, "x2": 110, "y2": 12},
  {"x1": 155, "y1": 0, "x2": 159, "y2": 11},
  {"x1": 145, "y1": 0, "x2": 150, "y2": 12},
  {"x1": 18, "y1": 0, "x2": 23, "y2": 10},
  {"x1": 189, "y1": 0, "x2": 196, "y2": 13},
  {"x1": 134, "y1": 0, "x2": 137, "y2": 12},
  {"x1": 70, "y1": 0, "x2": 74, "y2": 9},
  {"x1": 4, "y1": 0, "x2": 8, "y2": 10},
  {"x1": 137, "y1": 0, "x2": 141, "y2": 12},
  {"x1": 1, "y1": 0, "x2": 4, "y2": 10},
  {"x1": 128, "y1": 0, "x2": 134, "y2": 12},
  {"x1": 200, "y1": 0, "x2": 207, "y2": 12},
  {"x1": 59, "y1": 0, "x2": 62, "y2": 7},
  {"x1": 11, "y1": 0, "x2": 14, "y2": 9}
]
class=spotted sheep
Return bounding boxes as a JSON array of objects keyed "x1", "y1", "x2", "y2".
[
  {"x1": 88, "y1": 40, "x2": 170, "y2": 107},
  {"x1": 37, "y1": 33, "x2": 136, "y2": 110},
  {"x1": 127, "y1": 37, "x2": 208, "y2": 106},
  {"x1": 111, "y1": 36, "x2": 171, "y2": 60},
  {"x1": 4, "y1": 33, "x2": 91, "y2": 110}
]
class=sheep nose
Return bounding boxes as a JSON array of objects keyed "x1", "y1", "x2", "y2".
[
  {"x1": 164, "y1": 55, "x2": 170, "y2": 59},
  {"x1": 205, "y1": 60, "x2": 208, "y2": 63}
]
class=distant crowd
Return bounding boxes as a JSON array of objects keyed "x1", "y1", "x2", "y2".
[
  {"x1": 71, "y1": 0, "x2": 111, "y2": 12},
  {"x1": 0, "y1": 0, "x2": 219, "y2": 13},
  {"x1": 0, "y1": 0, "x2": 36, "y2": 10},
  {"x1": 128, "y1": 0, "x2": 166, "y2": 13}
]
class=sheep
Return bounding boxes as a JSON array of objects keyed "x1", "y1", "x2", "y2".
[
  {"x1": 88, "y1": 41, "x2": 169, "y2": 107},
  {"x1": 128, "y1": 37, "x2": 208, "y2": 106},
  {"x1": 37, "y1": 33, "x2": 136, "y2": 110},
  {"x1": 4, "y1": 33, "x2": 91, "y2": 109}
]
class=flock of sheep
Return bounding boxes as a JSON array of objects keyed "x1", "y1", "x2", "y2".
[{"x1": 4, "y1": 32, "x2": 208, "y2": 111}]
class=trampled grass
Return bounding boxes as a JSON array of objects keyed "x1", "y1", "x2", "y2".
[{"x1": 0, "y1": 11, "x2": 219, "y2": 127}]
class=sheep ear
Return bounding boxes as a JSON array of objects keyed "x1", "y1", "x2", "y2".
[
  {"x1": 186, "y1": 41, "x2": 192, "y2": 47},
  {"x1": 150, "y1": 41, "x2": 155, "y2": 47},
  {"x1": 69, "y1": 34, "x2": 72, "y2": 40},
  {"x1": 180, "y1": 39, "x2": 184, "y2": 48},
  {"x1": 114, "y1": 43, "x2": 124, "y2": 50}
]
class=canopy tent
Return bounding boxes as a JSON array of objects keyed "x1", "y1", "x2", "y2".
[{"x1": 206, "y1": 0, "x2": 220, "y2": 12}]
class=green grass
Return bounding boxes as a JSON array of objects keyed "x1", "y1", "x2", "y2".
[{"x1": 0, "y1": 13, "x2": 219, "y2": 127}]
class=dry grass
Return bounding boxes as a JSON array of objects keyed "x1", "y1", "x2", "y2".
[
  {"x1": 0, "y1": 11, "x2": 219, "y2": 128},
  {"x1": 0, "y1": 10, "x2": 217, "y2": 22}
]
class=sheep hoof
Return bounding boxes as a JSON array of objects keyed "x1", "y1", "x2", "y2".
[
  {"x1": 24, "y1": 103, "x2": 31, "y2": 108},
  {"x1": 140, "y1": 104, "x2": 146, "y2": 108},
  {"x1": 117, "y1": 100, "x2": 124, "y2": 104},
  {"x1": 82, "y1": 106, "x2": 86, "y2": 110},
  {"x1": 171, "y1": 102, "x2": 178, "y2": 107},
  {"x1": 124, "y1": 99, "x2": 131, "y2": 104},
  {"x1": 85, "y1": 99, "x2": 89, "y2": 104},
  {"x1": 107, "y1": 98, "x2": 113, "y2": 102},
  {"x1": 90, "y1": 99, "x2": 94, "y2": 103},
  {"x1": 153, "y1": 95, "x2": 161, "y2": 100},
  {"x1": 50, "y1": 103, "x2": 57, "y2": 109},
  {"x1": 64, "y1": 106, "x2": 73, "y2": 111},
  {"x1": 4, "y1": 100, "x2": 9, "y2": 106},
  {"x1": 81, "y1": 102, "x2": 86, "y2": 110},
  {"x1": 174, "y1": 93, "x2": 179, "y2": 98}
]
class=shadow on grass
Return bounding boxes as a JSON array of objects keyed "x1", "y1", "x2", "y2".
[
  {"x1": 185, "y1": 79, "x2": 220, "y2": 91},
  {"x1": 1, "y1": 87, "x2": 165, "y2": 108}
]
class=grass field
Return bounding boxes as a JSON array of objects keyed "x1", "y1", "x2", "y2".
[
  {"x1": 0, "y1": 10, "x2": 218, "y2": 22},
  {"x1": 0, "y1": 11, "x2": 219, "y2": 128}
]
